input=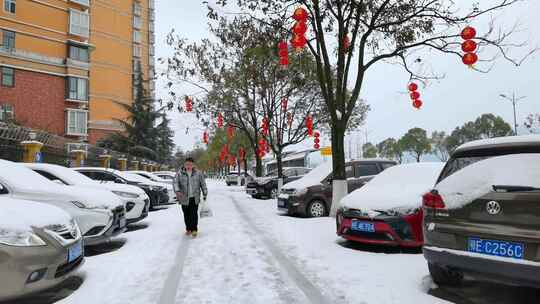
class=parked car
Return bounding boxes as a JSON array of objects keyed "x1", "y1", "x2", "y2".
[
  {"x1": 0, "y1": 160, "x2": 126, "y2": 247},
  {"x1": 246, "y1": 167, "x2": 312, "y2": 199},
  {"x1": 25, "y1": 163, "x2": 150, "y2": 224},
  {"x1": 153, "y1": 171, "x2": 176, "y2": 183},
  {"x1": 127, "y1": 170, "x2": 176, "y2": 203},
  {"x1": 0, "y1": 198, "x2": 84, "y2": 301},
  {"x1": 337, "y1": 163, "x2": 444, "y2": 248},
  {"x1": 74, "y1": 167, "x2": 170, "y2": 210},
  {"x1": 423, "y1": 135, "x2": 540, "y2": 287},
  {"x1": 278, "y1": 159, "x2": 396, "y2": 217},
  {"x1": 225, "y1": 171, "x2": 251, "y2": 186}
]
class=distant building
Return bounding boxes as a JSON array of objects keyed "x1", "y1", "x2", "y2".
[{"x1": 0, "y1": 0, "x2": 156, "y2": 145}]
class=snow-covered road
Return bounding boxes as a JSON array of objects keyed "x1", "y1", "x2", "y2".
[{"x1": 48, "y1": 181, "x2": 450, "y2": 304}]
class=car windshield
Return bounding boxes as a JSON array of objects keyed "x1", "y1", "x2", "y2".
[
  {"x1": 116, "y1": 171, "x2": 149, "y2": 183},
  {"x1": 438, "y1": 156, "x2": 491, "y2": 182},
  {"x1": 0, "y1": 161, "x2": 59, "y2": 192}
]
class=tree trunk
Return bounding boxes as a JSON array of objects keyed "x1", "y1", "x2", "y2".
[
  {"x1": 276, "y1": 148, "x2": 284, "y2": 194},
  {"x1": 330, "y1": 122, "x2": 347, "y2": 217}
]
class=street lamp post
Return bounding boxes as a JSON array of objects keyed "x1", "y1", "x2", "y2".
[{"x1": 499, "y1": 93, "x2": 526, "y2": 136}]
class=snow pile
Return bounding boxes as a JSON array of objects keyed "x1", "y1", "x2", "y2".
[
  {"x1": 282, "y1": 161, "x2": 332, "y2": 190},
  {"x1": 341, "y1": 162, "x2": 444, "y2": 214},
  {"x1": 0, "y1": 198, "x2": 71, "y2": 233},
  {"x1": 437, "y1": 154, "x2": 540, "y2": 209}
]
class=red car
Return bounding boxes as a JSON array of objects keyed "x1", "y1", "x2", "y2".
[{"x1": 336, "y1": 163, "x2": 444, "y2": 248}]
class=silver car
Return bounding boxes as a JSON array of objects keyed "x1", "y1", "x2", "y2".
[{"x1": 0, "y1": 198, "x2": 84, "y2": 301}]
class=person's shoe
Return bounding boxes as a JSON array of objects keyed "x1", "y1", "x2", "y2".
[
  {"x1": 191, "y1": 231, "x2": 198, "y2": 238},
  {"x1": 185, "y1": 230, "x2": 192, "y2": 236}
]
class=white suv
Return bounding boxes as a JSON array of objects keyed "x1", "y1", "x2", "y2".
[
  {"x1": 24, "y1": 163, "x2": 150, "y2": 224},
  {"x1": 0, "y1": 160, "x2": 126, "y2": 247}
]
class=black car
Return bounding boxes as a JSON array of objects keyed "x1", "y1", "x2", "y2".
[
  {"x1": 74, "y1": 167, "x2": 169, "y2": 210},
  {"x1": 247, "y1": 167, "x2": 311, "y2": 199}
]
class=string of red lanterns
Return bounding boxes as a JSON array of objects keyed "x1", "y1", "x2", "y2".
[
  {"x1": 185, "y1": 96, "x2": 193, "y2": 112},
  {"x1": 261, "y1": 117, "x2": 269, "y2": 136},
  {"x1": 217, "y1": 113, "x2": 223, "y2": 129},
  {"x1": 278, "y1": 41, "x2": 289, "y2": 67},
  {"x1": 408, "y1": 82, "x2": 423, "y2": 110},
  {"x1": 460, "y1": 26, "x2": 479, "y2": 67},
  {"x1": 313, "y1": 131, "x2": 321, "y2": 150},
  {"x1": 203, "y1": 131, "x2": 209, "y2": 145},
  {"x1": 306, "y1": 115, "x2": 313, "y2": 136},
  {"x1": 281, "y1": 98, "x2": 288, "y2": 111},
  {"x1": 291, "y1": 7, "x2": 308, "y2": 51}
]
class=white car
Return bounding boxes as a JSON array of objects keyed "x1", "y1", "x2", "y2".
[
  {"x1": 0, "y1": 197, "x2": 84, "y2": 301},
  {"x1": 24, "y1": 163, "x2": 150, "y2": 224},
  {"x1": 127, "y1": 170, "x2": 176, "y2": 203},
  {"x1": 0, "y1": 160, "x2": 126, "y2": 246},
  {"x1": 153, "y1": 171, "x2": 176, "y2": 183}
]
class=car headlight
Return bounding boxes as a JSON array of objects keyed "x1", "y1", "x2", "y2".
[
  {"x1": 71, "y1": 201, "x2": 87, "y2": 208},
  {"x1": 293, "y1": 188, "x2": 308, "y2": 196},
  {"x1": 71, "y1": 201, "x2": 111, "y2": 210},
  {"x1": 112, "y1": 191, "x2": 139, "y2": 199},
  {"x1": 0, "y1": 230, "x2": 46, "y2": 247}
]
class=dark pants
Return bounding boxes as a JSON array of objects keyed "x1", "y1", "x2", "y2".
[{"x1": 181, "y1": 198, "x2": 198, "y2": 231}]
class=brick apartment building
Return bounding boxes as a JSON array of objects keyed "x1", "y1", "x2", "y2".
[{"x1": 0, "y1": 0, "x2": 156, "y2": 148}]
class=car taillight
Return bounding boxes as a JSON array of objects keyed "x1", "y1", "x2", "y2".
[{"x1": 422, "y1": 191, "x2": 446, "y2": 209}]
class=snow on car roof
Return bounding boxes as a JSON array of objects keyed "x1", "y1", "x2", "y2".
[
  {"x1": 24, "y1": 163, "x2": 97, "y2": 186},
  {"x1": 0, "y1": 197, "x2": 72, "y2": 233},
  {"x1": 74, "y1": 167, "x2": 144, "y2": 183},
  {"x1": 0, "y1": 160, "x2": 64, "y2": 192},
  {"x1": 436, "y1": 153, "x2": 540, "y2": 209},
  {"x1": 456, "y1": 134, "x2": 540, "y2": 152},
  {"x1": 341, "y1": 162, "x2": 445, "y2": 213},
  {"x1": 282, "y1": 161, "x2": 333, "y2": 190}
]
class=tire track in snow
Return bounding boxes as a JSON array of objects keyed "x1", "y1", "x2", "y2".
[
  {"x1": 158, "y1": 234, "x2": 191, "y2": 304},
  {"x1": 229, "y1": 195, "x2": 332, "y2": 304}
]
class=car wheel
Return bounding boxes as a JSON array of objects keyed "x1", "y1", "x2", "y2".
[
  {"x1": 428, "y1": 263, "x2": 463, "y2": 286},
  {"x1": 307, "y1": 200, "x2": 326, "y2": 218}
]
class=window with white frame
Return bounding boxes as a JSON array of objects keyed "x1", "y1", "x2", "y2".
[
  {"x1": 148, "y1": 9, "x2": 155, "y2": 21},
  {"x1": 69, "y1": 45, "x2": 89, "y2": 62},
  {"x1": 66, "y1": 109, "x2": 87, "y2": 136},
  {"x1": 133, "y1": 44, "x2": 142, "y2": 57},
  {"x1": 66, "y1": 77, "x2": 88, "y2": 101},
  {"x1": 133, "y1": 59, "x2": 141, "y2": 72},
  {"x1": 70, "y1": 0, "x2": 89, "y2": 7},
  {"x1": 0, "y1": 104, "x2": 14, "y2": 121},
  {"x1": 69, "y1": 9, "x2": 89, "y2": 38},
  {"x1": 1, "y1": 30, "x2": 15, "y2": 50},
  {"x1": 4, "y1": 0, "x2": 15, "y2": 13},
  {"x1": 133, "y1": 31, "x2": 142, "y2": 44},
  {"x1": 133, "y1": 16, "x2": 142, "y2": 29},
  {"x1": 133, "y1": 2, "x2": 142, "y2": 16}
]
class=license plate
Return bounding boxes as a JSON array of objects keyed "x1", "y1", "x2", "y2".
[
  {"x1": 468, "y1": 237, "x2": 524, "y2": 259},
  {"x1": 278, "y1": 199, "x2": 286, "y2": 208},
  {"x1": 351, "y1": 221, "x2": 375, "y2": 232},
  {"x1": 68, "y1": 241, "x2": 83, "y2": 263}
]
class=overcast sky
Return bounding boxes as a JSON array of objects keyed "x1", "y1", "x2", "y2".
[{"x1": 155, "y1": 1, "x2": 540, "y2": 154}]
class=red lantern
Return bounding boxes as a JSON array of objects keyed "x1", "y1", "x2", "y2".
[
  {"x1": 461, "y1": 40, "x2": 477, "y2": 53},
  {"x1": 461, "y1": 26, "x2": 476, "y2": 40},
  {"x1": 185, "y1": 97, "x2": 193, "y2": 112},
  {"x1": 293, "y1": 7, "x2": 308, "y2": 21},
  {"x1": 314, "y1": 138, "x2": 320, "y2": 144},
  {"x1": 343, "y1": 34, "x2": 351, "y2": 53},
  {"x1": 314, "y1": 143, "x2": 320, "y2": 150},
  {"x1": 278, "y1": 41, "x2": 288, "y2": 50},
  {"x1": 293, "y1": 21, "x2": 308, "y2": 35},
  {"x1": 462, "y1": 52, "x2": 478, "y2": 66},
  {"x1": 412, "y1": 99, "x2": 423, "y2": 109},
  {"x1": 408, "y1": 83, "x2": 418, "y2": 92},
  {"x1": 217, "y1": 113, "x2": 223, "y2": 128},
  {"x1": 314, "y1": 131, "x2": 320, "y2": 138},
  {"x1": 410, "y1": 91, "x2": 420, "y2": 100},
  {"x1": 261, "y1": 118, "x2": 269, "y2": 135},
  {"x1": 203, "y1": 131, "x2": 209, "y2": 144},
  {"x1": 291, "y1": 35, "x2": 307, "y2": 50}
]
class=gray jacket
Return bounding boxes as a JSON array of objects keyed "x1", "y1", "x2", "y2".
[{"x1": 174, "y1": 168, "x2": 208, "y2": 206}]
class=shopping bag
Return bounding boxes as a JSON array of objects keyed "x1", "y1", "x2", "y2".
[{"x1": 199, "y1": 198, "x2": 213, "y2": 218}]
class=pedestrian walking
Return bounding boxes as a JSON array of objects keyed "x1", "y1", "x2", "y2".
[{"x1": 174, "y1": 157, "x2": 208, "y2": 237}]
